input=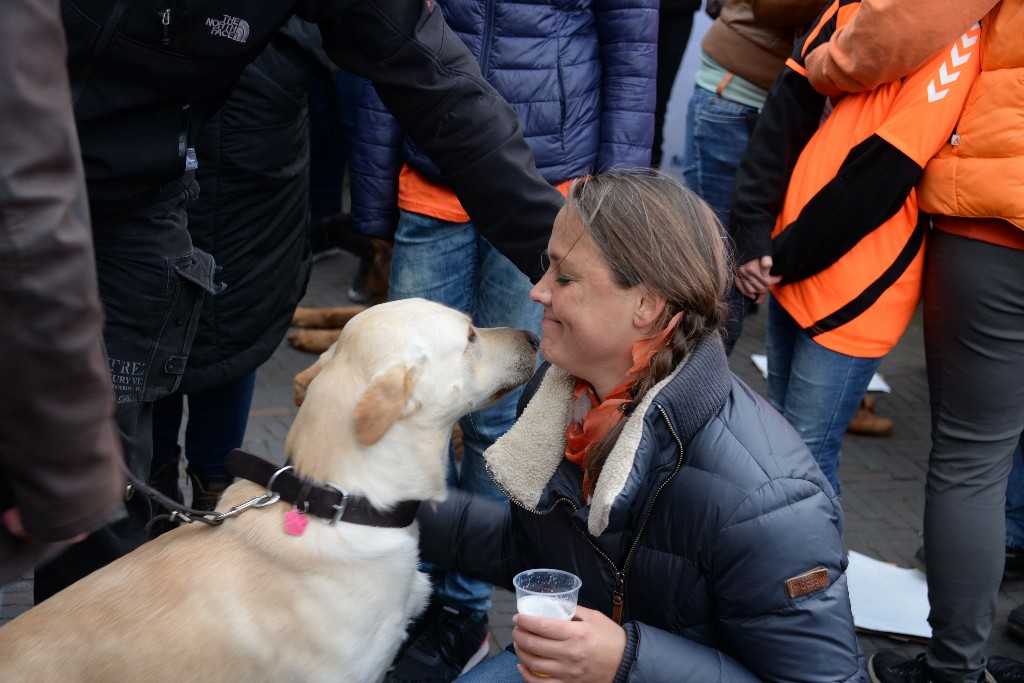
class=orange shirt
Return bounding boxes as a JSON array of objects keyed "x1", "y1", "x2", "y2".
[{"x1": 398, "y1": 165, "x2": 572, "y2": 222}]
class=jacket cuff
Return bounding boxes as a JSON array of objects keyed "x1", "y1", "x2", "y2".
[
  {"x1": 803, "y1": 44, "x2": 844, "y2": 98},
  {"x1": 613, "y1": 621, "x2": 639, "y2": 683},
  {"x1": 731, "y1": 221, "x2": 774, "y2": 266}
]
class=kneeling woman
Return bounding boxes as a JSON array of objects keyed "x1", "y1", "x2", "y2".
[{"x1": 419, "y1": 170, "x2": 866, "y2": 682}]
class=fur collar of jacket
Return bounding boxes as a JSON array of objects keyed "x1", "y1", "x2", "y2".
[{"x1": 485, "y1": 334, "x2": 732, "y2": 536}]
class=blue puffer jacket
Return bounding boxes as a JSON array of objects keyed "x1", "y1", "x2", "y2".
[
  {"x1": 350, "y1": 0, "x2": 658, "y2": 240},
  {"x1": 418, "y1": 334, "x2": 868, "y2": 681}
]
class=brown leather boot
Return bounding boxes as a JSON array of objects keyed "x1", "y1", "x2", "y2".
[{"x1": 846, "y1": 395, "x2": 893, "y2": 437}]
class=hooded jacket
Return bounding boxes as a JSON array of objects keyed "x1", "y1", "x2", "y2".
[
  {"x1": 62, "y1": 0, "x2": 564, "y2": 281},
  {"x1": 349, "y1": 0, "x2": 658, "y2": 240},
  {"x1": 419, "y1": 335, "x2": 867, "y2": 682}
]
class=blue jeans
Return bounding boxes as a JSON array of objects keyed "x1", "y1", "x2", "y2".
[
  {"x1": 766, "y1": 297, "x2": 882, "y2": 494},
  {"x1": 682, "y1": 85, "x2": 757, "y2": 355},
  {"x1": 1006, "y1": 438, "x2": 1024, "y2": 549},
  {"x1": 389, "y1": 210, "x2": 543, "y2": 612},
  {"x1": 455, "y1": 650, "x2": 523, "y2": 682},
  {"x1": 151, "y1": 371, "x2": 257, "y2": 481}
]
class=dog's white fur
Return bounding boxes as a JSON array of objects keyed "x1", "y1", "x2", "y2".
[{"x1": 0, "y1": 299, "x2": 538, "y2": 682}]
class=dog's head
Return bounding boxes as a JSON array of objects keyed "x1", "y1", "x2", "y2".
[{"x1": 286, "y1": 299, "x2": 538, "y2": 502}]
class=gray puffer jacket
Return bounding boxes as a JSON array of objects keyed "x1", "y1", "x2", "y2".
[{"x1": 419, "y1": 334, "x2": 867, "y2": 681}]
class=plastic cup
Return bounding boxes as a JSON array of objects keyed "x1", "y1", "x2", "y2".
[{"x1": 513, "y1": 569, "x2": 582, "y2": 621}]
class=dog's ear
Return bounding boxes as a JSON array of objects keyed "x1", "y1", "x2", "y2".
[{"x1": 354, "y1": 365, "x2": 416, "y2": 445}]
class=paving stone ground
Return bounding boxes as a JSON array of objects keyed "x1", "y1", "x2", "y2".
[{"x1": 4, "y1": 250, "x2": 1023, "y2": 669}]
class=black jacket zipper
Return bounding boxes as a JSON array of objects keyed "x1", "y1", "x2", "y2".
[{"x1": 490, "y1": 406, "x2": 686, "y2": 625}]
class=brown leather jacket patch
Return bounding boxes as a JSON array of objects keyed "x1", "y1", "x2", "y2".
[{"x1": 785, "y1": 566, "x2": 829, "y2": 598}]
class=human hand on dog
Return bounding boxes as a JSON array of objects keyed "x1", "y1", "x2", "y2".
[{"x1": 512, "y1": 605, "x2": 625, "y2": 683}]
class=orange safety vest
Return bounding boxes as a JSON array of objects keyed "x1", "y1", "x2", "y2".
[{"x1": 772, "y1": 8, "x2": 981, "y2": 357}]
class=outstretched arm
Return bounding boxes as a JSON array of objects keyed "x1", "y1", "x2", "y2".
[{"x1": 316, "y1": 0, "x2": 564, "y2": 282}]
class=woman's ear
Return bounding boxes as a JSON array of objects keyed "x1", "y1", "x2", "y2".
[{"x1": 634, "y1": 287, "x2": 667, "y2": 330}]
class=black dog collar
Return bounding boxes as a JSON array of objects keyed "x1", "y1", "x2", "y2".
[{"x1": 226, "y1": 449, "x2": 420, "y2": 528}]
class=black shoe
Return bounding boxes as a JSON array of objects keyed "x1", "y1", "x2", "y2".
[
  {"x1": 869, "y1": 652, "x2": 995, "y2": 683},
  {"x1": 989, "y1": 657, "x2": 1024, "y2": 683},
  {"x1": 1008, "y1": 604, "x2": 1024, "y2": 643},
  {"x1": 386, "y1": 598, "x2": 491, "y2": 683},
  {"x1": 869, "y1": 652, "x2": 932, "y2": 683}
]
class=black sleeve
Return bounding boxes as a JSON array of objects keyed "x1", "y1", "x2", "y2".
[
  {"x1": 770, "y1": 134, "x2": 922, "y2": 282},
  {"x1": 314, "y1": 0, "x2": 563, "y2": 281},
  {"x1": 729, "y1": 70, "x2": 825, "y2": 264},
  {"x1": 417, "y1": 489, "x2": 512, "y2": 587}
]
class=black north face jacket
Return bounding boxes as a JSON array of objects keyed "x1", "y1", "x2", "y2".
[{"x1": 62, "y1": 0, "x2": 563, "y2": 280}]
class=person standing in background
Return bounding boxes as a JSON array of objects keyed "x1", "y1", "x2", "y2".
[
  {"x1": 35, "y1": 0, "x2": 564, "y2": 604},
  {"x1": 682, "y1": 0, "x2": 828, "y2": 354},
  {"x1": 350, "y1": 0, "x2": 657, "y2": 678},
  {"x1": 729, "y1": 0, "x2": 979, "y2": 496},
  {"x1": 651, "y1": 0, "x2": 702, "y2": 168},
  {"x1": 147, "y1": 17, "x2": 336, "y2": 526},
  {"x1": 796, "y1": 1, "x2": 1024, "y2": 681},
  {"x1": 1, "y1": 0, "x2": 123, "y2": 587}
]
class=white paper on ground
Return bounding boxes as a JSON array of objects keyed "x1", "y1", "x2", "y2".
[
  {"x1": 846, "y1": 550, "x2": 931, "y2": 639},
  {"x1": 750, "y1": 354, "x2": 892, "y2": 393}
]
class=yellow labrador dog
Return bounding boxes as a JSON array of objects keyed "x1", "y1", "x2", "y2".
[{"x1": 0, "y1": 298, "x2": 538, "y2": 683}]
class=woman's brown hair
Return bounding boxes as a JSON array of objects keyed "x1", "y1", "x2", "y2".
[{"x1": 565, "y1": 169, "x2": 731, "y2": 496}]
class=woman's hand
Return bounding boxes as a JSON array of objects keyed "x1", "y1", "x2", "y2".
[
  {"x1": 511, "y1": 606, "x2": 626, "y2": 683},
  {"x1": 734, "y1": 255, "x2": 781, "y2": 304}
]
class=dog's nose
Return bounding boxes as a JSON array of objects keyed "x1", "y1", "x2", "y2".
[{"x1": 524, "y1": 330, "x2": 540, "y2": 352}]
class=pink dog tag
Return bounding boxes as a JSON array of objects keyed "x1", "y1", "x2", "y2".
[{"x1": 284, "y1": 509, "x2": 308, "y2": 537}]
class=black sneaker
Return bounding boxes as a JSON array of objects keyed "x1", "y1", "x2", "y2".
[
  {"x1": 387, "y1": 598, "x2": 490, "y2": 683},
  {"x1": 988, "y1": 657, "x2": 1024, "y2": 683},
  {"x1": 1008, "y1": 603, "x2": 1024, "y2": 643},
  {"x1": 869, "y1": 653, "x2": 932, "y2": 683},
  {"x1": 869, "y1": 652, "x2": 995, "y2": 683}
]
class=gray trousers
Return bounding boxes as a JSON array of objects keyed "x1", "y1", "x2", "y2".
[{"x1": 923, "y1": 228, "x2": 1024, "y2": 681}]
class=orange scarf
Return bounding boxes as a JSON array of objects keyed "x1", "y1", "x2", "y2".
[{"x1": 565, "y1": 312, "x2": 683, "y2": 497}]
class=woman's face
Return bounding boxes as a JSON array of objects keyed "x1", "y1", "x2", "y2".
[{"x1": 530, "y1": 206, "x2": 651, "y2": 399}]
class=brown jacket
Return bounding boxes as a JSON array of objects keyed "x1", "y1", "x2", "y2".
[
  {"x1": 0, "y1": 0, "x2": 123, "y2": 584},
  {"x1": 702, "y1": 0, "x2": 829, "y2": 89}
]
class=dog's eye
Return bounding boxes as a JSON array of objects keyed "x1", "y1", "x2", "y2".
[{"x1": 468, "y1": 329, "x2": 477, "y2": 344}]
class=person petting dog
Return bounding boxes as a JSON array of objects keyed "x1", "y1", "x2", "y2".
[
  {"x1": 417, "y1": 170, "x2": 866, "y2": 682},
  {"x1": 349, "y1": 0, "x2": 657, "y2": 678},
  {"x1": 35, "y1": 0, "x2": 564, "y2": 603}
]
